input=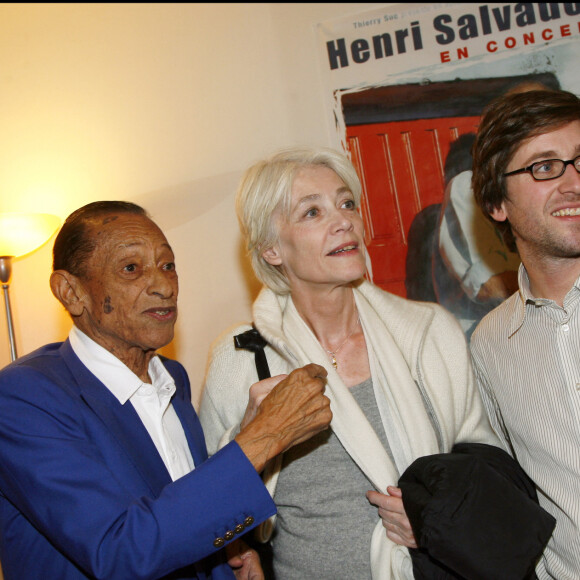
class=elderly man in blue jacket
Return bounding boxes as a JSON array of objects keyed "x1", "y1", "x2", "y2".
[{"x1": 0, "y1": 201, "x2": 331, "y2": 580}]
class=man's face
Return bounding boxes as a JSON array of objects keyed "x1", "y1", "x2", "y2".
[
  {"x1": 491, "y1": 120, "x2": 580, "y2": 264},
  {"x1": 75, "y1": 213, "x2": 178, "y2": 363}
]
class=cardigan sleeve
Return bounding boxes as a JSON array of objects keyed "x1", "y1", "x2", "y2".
[
  {"x1": 199, "y1": 324, "x2": 260, "y2": 455},
  {"x1": 417, "y1": 303, "x2": 500, "y2": 450}
]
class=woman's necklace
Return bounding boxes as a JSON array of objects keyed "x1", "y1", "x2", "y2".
[{"x1": 323, "y1": 315, "x2": 360, "y2": 370}]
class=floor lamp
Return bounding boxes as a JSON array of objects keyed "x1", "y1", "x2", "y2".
[{"x1": 0, "y1": 213, "x2": 61, "y2": 362}]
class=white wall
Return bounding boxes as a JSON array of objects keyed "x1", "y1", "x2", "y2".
[{"x1": 0, "y1": 3, "x2": 382, "y2": 405}]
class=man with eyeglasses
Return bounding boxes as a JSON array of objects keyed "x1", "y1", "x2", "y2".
[{"x1": 470, "y1": 88, "x2": 580, "y2": 579}]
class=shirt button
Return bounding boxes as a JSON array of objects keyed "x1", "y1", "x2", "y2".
[
  {"x1": 576, "y1": 383, "x2": 580, "y2": 391},
  {"x1": 562, "y1": 324, "x2": 570, "y2": 332}
]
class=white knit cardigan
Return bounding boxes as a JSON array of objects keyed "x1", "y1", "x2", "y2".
[{"x1": 200, "y1": 281, "x2": 498, "y2": 580}]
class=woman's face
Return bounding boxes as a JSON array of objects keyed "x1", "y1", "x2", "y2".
[{"x1": 262, "y1": 165, "x2": 366, "y2": 293}]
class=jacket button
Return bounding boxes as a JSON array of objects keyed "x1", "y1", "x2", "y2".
[
  {"x1": 235, "y1": 524, "x2": 245, "y2": 534},
  {"x1": 224, "y1": 530, "x2": 235, "y2": 541},
  {"x1": 213, "y1": 537, "x2": 225, "y2": 548},
  {"x1": 244, "y1": 516, "x2": 254, "y2": 527}
]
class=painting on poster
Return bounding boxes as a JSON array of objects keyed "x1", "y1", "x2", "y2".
[{"x1": 317, "y1": 2, "x2": 580, "y2": 338}]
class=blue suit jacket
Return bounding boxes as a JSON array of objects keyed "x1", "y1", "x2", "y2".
[{"x1": 0, "y1": 341, "x2": 276, "y2": 580}]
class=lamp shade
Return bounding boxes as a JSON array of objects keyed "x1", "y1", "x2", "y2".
[{"x1": 0, "y1": 213, "x2": 61, "y2": 258}]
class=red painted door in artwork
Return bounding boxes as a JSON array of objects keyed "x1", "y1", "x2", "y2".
[{"x1": 346, "y1": 115, "x2": 480, "y2": 297}]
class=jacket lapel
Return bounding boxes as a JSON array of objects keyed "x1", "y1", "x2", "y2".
[
  {"x1": 170, "y1": 374, "x2": 209, "y2": 466},
  {"x1": 61, "y1": 341, "x2": 172, "y2": 496}
]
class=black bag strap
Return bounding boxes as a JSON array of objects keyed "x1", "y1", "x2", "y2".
[
  {"x1": 233, "y1": 325, "x2": 271, "y2": 380},
  {"x1": 233, "y1": 326, "x2": 277, "y2": 570}
]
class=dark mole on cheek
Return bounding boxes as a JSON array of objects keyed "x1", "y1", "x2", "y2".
[
  {"x1": 103, "y1": 296, "x2": 114, "y2": 314},
  {"x1": 102, "y1": 216, "x2": 119, "y2": 225}
]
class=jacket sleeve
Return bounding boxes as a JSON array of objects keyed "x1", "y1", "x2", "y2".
[{"x1": 0, "y1": 363, "x2": 276, "y2": 580}]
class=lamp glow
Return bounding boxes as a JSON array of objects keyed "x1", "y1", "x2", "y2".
[
  {"x1": 0, "y1": 212, "x2": 61, "y2": 361},
  {"x1": 0, "y1": 213, "x2": 61, "y2": 258}
]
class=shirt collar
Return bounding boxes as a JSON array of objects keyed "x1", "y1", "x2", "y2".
[
  {"x1": 508, "y1": 264, "x2": 580, "y2": 337},
  {"x1": 503, "y1": 264, "x2": 527, "y2": 338},
  {"x1": 69, "y1": 326, "x2": 169, "y2": 404}
]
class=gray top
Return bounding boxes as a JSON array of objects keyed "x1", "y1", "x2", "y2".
[{"x1": 271, "y1": 377, "x2": 390, "y2": 579}]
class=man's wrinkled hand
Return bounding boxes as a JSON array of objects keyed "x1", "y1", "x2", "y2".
[
  {"x1": 240, "y1": 374, "x2": 288, "y2": 431},
  {"x1": 235, "y1": 363, "x2": 332, "y2": 472}
]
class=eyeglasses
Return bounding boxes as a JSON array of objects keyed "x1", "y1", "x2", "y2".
[{"x1": 504, "y1": 155, "x2": 580, "y2": 181}]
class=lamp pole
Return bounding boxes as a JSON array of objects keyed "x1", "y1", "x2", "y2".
[
  {"x1": 0, "y1": 213, "x2": 61, "y2": 362},
  {"x1": 0, "y1": 256, "x2": 17, "y2": 361}
]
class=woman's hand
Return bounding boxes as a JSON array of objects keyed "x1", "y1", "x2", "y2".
[
  {"x1": 226, "y1": 539, "x2": 264, "y2": 580},
  {"x1": 240, "y1": 374, "x2": 288, "y2": 430},
  {"x1": 366, "y1": 486, "x2": 417, "y2": 549}
]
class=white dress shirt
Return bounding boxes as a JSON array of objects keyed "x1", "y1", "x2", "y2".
[{"x1": 69, "y1": 326, "x2": 194, "y2": 481}]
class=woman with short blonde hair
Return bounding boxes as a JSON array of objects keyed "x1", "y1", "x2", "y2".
[
  {"x1": 236, "y1": 146, "x2": 362, "y2": 294},
  {"x1": 200, "y1": 146, "x2": 497, "y2": 579}
]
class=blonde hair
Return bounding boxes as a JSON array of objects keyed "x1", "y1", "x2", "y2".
[{"x1": 236, "y1": 146, "x2": 363, "y2": 294}]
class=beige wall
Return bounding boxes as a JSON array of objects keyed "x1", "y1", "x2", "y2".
[{"x1": 0, "y1": 3, "x2": 381, "y2": 405}]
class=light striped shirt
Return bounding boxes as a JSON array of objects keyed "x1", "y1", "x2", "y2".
[{"x1": 471, "y1": 265, "x2": 580, "y2": 580}]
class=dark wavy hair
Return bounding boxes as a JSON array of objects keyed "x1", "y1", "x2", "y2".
[
  {"x1": 472, "y1": 89, "x2": 580, "y2": 251},
  {"x1": 53, "y1": 201, "x2": 148, "y2": 277}
]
